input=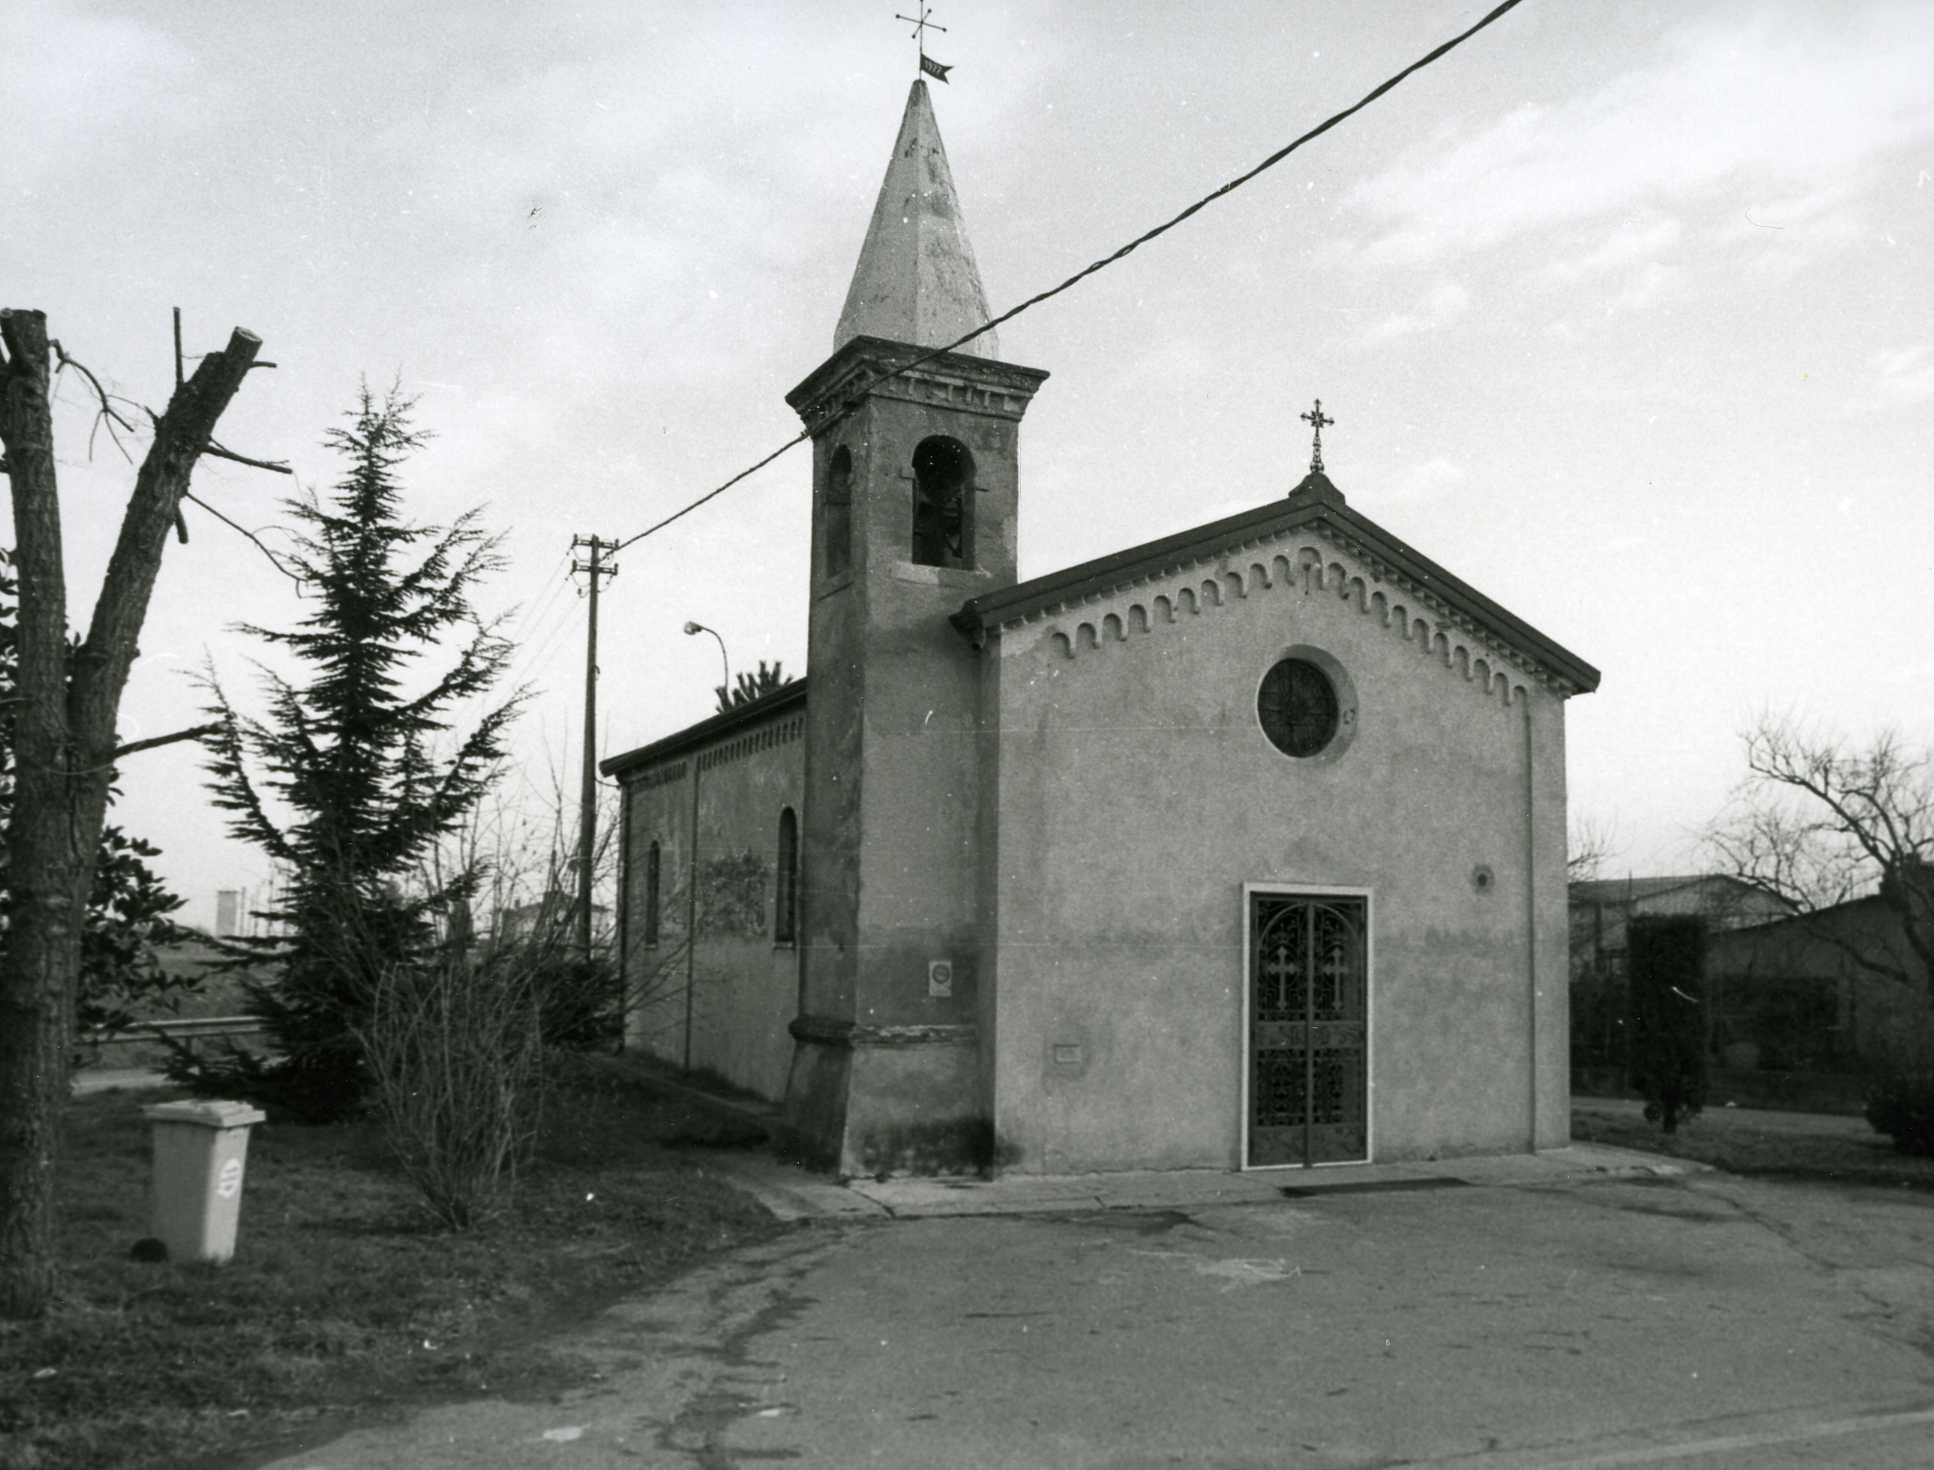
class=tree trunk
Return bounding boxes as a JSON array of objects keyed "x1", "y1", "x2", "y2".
[
  {"x1": 0, "y1": 307, "x2": 75, "y2": 1318},
  {"x1": 0, "y1": 802, "x2": 89, "y2": 1316},
  {"x1": 0, "y1": 308, "x2": 266, "y2": 1319}
]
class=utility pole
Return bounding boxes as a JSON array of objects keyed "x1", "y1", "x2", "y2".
[{"x1": 571, "y1": 535, "x2": 618, "y2": 962}]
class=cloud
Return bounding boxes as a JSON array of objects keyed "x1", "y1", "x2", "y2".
[
  {"x1": 1604, "y1": 259, "x2": 1681, "y2": 312},
  {"x1": 1874, "y1": 345, "x2": 1934, "y2": 402},
  {"x1": 1591, "y1": 534, "x2": 1649, "y2": 556},
  {"x1": 4, "y1": 1, "x2": 195, "y2": 184},
  {"x1": 1879, "y1": 657, "x2": 1934, "y2": 687},
  {"x1": 1710, "y1": 182, "x2": 1872, "y2": 283},
  {"x1": 1382, "y1": 457, "x2": 1468, "y2": 506},
  {"x1": 1361, "y1": 281, "x2": 1470, "y2": 344},
  {"x1": 1536, "y1": 215, "x2": 1685, "y2": 317},
  {"x1": 1123, "y1": 338, "x2": 1214, "y2": 388},
  {"x1": 1339, "y1": 7, "x2": 1934, "y2": 268},
  {"x1": 1714, "y1": 184, "x2": 1859, "y2": 241},
  {"x1": 1542, "y1": 215, "x2": 1683, "y2": 284}
]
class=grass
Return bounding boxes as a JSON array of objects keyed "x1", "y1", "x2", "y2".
[
  {"x1": 1572, "y1": 1099, "x2": 1934, "y2": 1192},
  {"x1": 0, "y1": 1054, "x2": 786, "y2": 1470}
]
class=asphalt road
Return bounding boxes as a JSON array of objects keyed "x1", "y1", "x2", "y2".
[{"x1": 254, "y1": 1169, "x2": 1934, "y2": 1469}]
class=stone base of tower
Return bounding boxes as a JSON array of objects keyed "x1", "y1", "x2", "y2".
[{"x1": 782, "y1": 1016, "x2": 989, "y2": 1178}]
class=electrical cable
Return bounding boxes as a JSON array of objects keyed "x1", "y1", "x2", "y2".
[
  {"x1": 609, "y1": 0, "x2": 1527, "y2": 555},
  {"x1": 505, "y1": 595, "x2": 585, "y2": 693},
  {"x1": 444, "y1": 553, "x2": 576, "y2": 738},
  {"x1": 498, "y1": 556, "x2": 576, "y2": 679}
]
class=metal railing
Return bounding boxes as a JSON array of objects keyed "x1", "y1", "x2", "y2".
[{"x1": 81, "y1": 1015, "x2": 268, "y2": 1050}]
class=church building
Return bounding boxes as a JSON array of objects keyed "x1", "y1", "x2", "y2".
[{"x1": 601, "y1": 80, "x2": 1599, "y2": 1178}]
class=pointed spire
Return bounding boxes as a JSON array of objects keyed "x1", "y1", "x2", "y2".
[{"x1": 835, "y1": 79, "x2": 998, "y2": 359}]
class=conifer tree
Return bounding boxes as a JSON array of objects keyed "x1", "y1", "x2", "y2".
[
  {"x1": 713, "y1": 658, "x2": 792, "y2": 714},
  {"x1": 193, "y1": 387, "x2": 519, "y2": 1118}
]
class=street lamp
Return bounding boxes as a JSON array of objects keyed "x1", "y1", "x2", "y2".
[{"x1": 683, "y1": 620, "x2": 731, "y2": 702}]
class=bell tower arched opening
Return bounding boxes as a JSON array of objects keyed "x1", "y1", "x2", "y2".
[{"x1": 911, "y1": 435, "x2": 974, "y2": 569}]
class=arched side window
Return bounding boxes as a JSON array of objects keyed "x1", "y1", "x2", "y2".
[
  {"x1": 643, "y1": 839, "x2": 662, "y2": 947},
  {"x1": 911, "y1": 436, "x2": 974, "y2": 568},
  {"x1": 823, "y1": 445, "x2": 853, "y2": 579},
  {"x1": 774, "y1": 807, "x2": 799, "y2": 945}
]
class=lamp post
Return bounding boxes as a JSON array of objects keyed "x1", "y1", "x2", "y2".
[
  {"x1": 677, "y1": 619, "x2": 731, "y2": 1077},
  {"x1": 684, "y1": 621, "x2": 731, "y2": 705}
]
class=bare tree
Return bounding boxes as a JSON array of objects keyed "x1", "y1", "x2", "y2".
[
  {"x1": 1702, "y1": 715, "x2": 1934, "y2": 1004},
  {"x1": 0, "y1": 309, "x2": 280, "y2": 1319},
  {"x1": 1567, "y1": 816, "x2": 1617, "y2": 883}
]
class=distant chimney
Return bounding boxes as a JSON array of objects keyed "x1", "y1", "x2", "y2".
[
  {"x1": 215, "y1": 889, "x2": 242, "y2": 937},
  {"x1": 1880, "y1": 854, "x2": 1932, "y2": 906}
]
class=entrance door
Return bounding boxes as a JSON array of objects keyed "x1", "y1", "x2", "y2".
[{"x1": 1247, "y1": 892, "x2": 1368, "y2": 1167}]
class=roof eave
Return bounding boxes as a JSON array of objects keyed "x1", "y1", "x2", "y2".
[
  {"x1": 600, "y1": 678, "x2": 809, "y2": 779},
  {"x1": 954, "y1": 491, "x2": 1600, "y2": 695}
]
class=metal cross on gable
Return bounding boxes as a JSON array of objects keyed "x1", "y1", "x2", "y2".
[{"x1": 1300, "y1": 398, "x2": 1334, "y2": 474}]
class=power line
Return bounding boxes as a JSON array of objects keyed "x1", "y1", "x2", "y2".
[
  {"x1": 497, "y1": 556, "x2": 579, "y2": 687},
  {"x1": 505, "y1": 596, "x2": 587, "y2": 694},
  {"x1": 514, "y1": 551, "x2": 574, "y2": 631},
  {"x1": 611, "y1": 0, "x2": 1527, "y2": 555}
]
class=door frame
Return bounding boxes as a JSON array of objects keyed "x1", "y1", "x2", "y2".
[{"x1": 1239, "y1": 882, "x2": 1375, "y2": 1171}]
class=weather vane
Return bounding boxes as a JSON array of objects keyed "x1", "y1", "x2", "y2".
[
  {"x1": 1300, "y1": 398, "x2": 1334, "y2": 474},
  {"x1": 895, "y1": 5, "x2": 954, "y2": 83}
]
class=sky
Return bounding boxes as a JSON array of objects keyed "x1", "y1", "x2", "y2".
[{"x1": 7, "y1": 0, "x2": 1933, "y2": 930}]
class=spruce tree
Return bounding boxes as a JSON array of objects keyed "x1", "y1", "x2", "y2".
[
  {"x1": 713, "y1": 658, "x2": 792, "y2": 713},
  {"x1": 193, "y1": 387, "x2": 519, "y2": 1118}
]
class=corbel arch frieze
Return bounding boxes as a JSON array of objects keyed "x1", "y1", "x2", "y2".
[{"x1": 1030, "y1": 521, "x2": 1538, "y2": 709}]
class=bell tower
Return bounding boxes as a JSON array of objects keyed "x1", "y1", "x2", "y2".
[{"x1": 782, "y1": 79, "x2": 1047, "y2": 1174}]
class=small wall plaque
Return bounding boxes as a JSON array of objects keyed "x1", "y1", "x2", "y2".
[{"x1": 927, "y1": 959, "x2": 954, "y2": 998}]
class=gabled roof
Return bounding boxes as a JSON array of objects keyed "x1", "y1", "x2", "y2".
[
  {"x1": 1570, "y1": 878, "x2": 1725, "y2": 901},
  {"x1": 952, "y1": 472, "x2": 1600, "y2": 694},
  {"x1": 1569, "y1": 876, "x2": 1737, "y2": 905},
  {"x1": 834, "y1": 79, "x2": 998, "y2": 360},
  {"x1": 600, "y1": 678, "x2": 808, "y2": 779},
  {"x1": 1716, "y1": 890, "x2": 1889, "y2": 936}
]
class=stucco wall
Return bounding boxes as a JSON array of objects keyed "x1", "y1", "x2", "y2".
[
  {"x1": 618, "y1": 705, "x2": 806, "y2": 1100},
  {"x1": 799, "y1": 385, "x2": 1025, "y2": 1033},
  {"x1": 983, "y1": 530, "x2": 1574, "y2": 1173}
]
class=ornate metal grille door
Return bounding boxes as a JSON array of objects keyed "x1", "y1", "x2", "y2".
[{"x1": 1248, "y1": 893, "x2": 1367, "y2": 1167}]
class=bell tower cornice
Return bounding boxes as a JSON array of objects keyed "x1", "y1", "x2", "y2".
[{"x1": 786, "y1": 335, "x2": 1049, "y2": 435}]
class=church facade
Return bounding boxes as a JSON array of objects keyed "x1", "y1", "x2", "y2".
[{"x1": 602, "y1": 80, "x2": 1599, "y2": 1178}]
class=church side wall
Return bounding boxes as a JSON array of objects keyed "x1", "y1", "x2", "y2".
[
  {"x1": 984, "y1": 536, "x2": 1574, "y2": 1173},
  {"x1": 618, "y1": 711, "x2": 806, "y2": 1102}
]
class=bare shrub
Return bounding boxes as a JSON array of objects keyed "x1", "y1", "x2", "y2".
[{"x1": 355, "y1": 950, "x2": 545, "y2": 1229}]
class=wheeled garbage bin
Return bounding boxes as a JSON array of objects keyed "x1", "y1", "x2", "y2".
[{"x1": 141, "y1": 1099, "x2": 267, "y2": 1264}]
